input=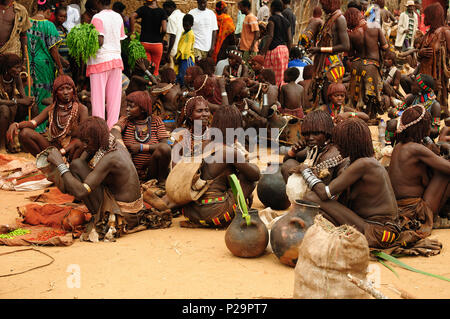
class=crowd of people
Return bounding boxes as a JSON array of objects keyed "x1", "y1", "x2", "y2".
[{"x1": 0, "y1": 0, "x2": 449, "y2": 252}]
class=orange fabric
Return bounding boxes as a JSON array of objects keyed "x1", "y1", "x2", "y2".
[
  {"x1": 19, "y1": 203, "x2": 91, "y2": 232},
  {"x1": 213, "y1": 13, "x2": 235, "y2": 62},
  {"x1": 29, "y1": 187, "x2": 76, "y2": 205},
  {"x1": 240, "y1": 13, "x2": 259, "y2": 52}
]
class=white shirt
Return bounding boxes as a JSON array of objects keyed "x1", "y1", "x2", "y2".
[
  {"x1": 63, "y1": 4, "x2": 81, "y2": 32},
  {"x1": 87, "y1": 10, "x2": 126, "y2": 69},
  {"x1": 188, "y1": 8, "x2": 218, "y2": 52},
  {"x1": 215, "y1": 58, "x2": 229, "y2": 76},
  {"x1": 166, "y1": 9, "x2": 185, "y2": 57}
]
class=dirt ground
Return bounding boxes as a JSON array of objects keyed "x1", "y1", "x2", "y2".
[{"x1": 0, "y1": 126, "x2": 450, "y2": 299}]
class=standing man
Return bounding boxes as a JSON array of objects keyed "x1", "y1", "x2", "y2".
[
  {"x1": 257, "y1": 0, "x2": 270, "y2": 23},
  {"x1": 87, "y1": 0, "x2": 126, "y2": 129},
  {"x1": 163, "y1": 0, "x2": 184, "y2": 69},
  {"x1": 0, "y1": 0, "x2": 32, "y2": 63},
  {"x1": 282, "y1": 0, "x2": 296, "y2": 38},
  {"x1": 188, "y1": 0, "x2": 218, "y2": 61},
  {"x1": 239, "y1": 0, "x2": 260, "y2": 64},
  {"x1": 395, "y1": 1, "x2": 418, "y2": 52}
]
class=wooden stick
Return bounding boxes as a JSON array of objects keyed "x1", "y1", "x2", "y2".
[
  {"x1": 347, "y1": 274, "x2": 389, "y2": 299},
  {"x1": 24, "y1": 44, "x2": 32, "y2": 120}
]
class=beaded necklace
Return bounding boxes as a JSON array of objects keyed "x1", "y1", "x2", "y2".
[
  {"x1": 133, "y1": 116, "x2": 151, "y2": 143},
  {"x1": 49, "y1": 102, "x2": 78, "y2": 140},
  {"x1": 91, "y1": 134, "x2": 117, "y2": 168}
]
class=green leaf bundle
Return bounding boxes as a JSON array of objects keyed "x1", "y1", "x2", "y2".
[
  {"x1": 66, "y1": 23, "x2": 100, "y2": 66},
  {"x1": 127, "y1": 33, "x2": 147, "y2": 70}
]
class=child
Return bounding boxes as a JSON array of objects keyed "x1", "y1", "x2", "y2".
[
  {"x1": 174, "y1": 14, "x2": 195, "y2": 88},
  {"x1": 54, "y1": 6, "x2": 71, "y2": 76},
  {"x1": 298, "y1": 6, "x2": 323, "y2": 49},
  {"x1": 298, "y1": 65, "x2": 314, "y2": 112},
  {"x1": 287, "y1": 47, "x2": 309, "y2": 84},
  {"x1": 279, "y1": 67, "x2": 305, "y2": 118}
]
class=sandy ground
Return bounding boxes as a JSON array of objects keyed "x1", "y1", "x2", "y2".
[{"x1": 0, "y1": 126, "x2": 450, "y2": 299}]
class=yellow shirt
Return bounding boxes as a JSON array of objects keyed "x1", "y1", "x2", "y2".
[{"x1": 175, "y1": 30, "x2": 195, "y2": 62}]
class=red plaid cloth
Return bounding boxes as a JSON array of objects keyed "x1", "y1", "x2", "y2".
[{"x1": 264, "y1": 45, "x2": 289, "y2": 87}]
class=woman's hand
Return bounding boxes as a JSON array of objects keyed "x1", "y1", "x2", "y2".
[
  {"x1": 47, "y1": 147, "x2": 65, "y2": 166},
  {"x1": 6, "y1": 122, "x2": 19, "y2": 143}
]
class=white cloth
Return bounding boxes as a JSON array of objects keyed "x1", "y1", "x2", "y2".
[
  {"x1": 188, "y1": 8, "x2": 218, "y2": 52},
  {"x1": 87, "y1": 10, "x2": 126, "y2": 67},
  {"x1": 215, "y1": 58, "x2": 229, "y2": 75},
  {"x1": 395, "y1": 11, "x2": 418, "y2": 48},
  {"x1": 167, "y1": 9, "x2": 185, "y2": 57},
  {"x1": 257, "y1": 5, "x2": 270, "y2": 23},
  {"x1": 63, "y1": 4, "x2": 81, "y2": 32}
]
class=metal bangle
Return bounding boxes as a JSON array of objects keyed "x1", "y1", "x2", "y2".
[
  {"x1": 308, "y1": 177, "x2": 322, "y2": 190},
  {"x1": 301, "y1": 168, "x2": 313, "y2": 180},
  {"x1": 221, "y1": 91, "x2": 228, "y2": 97},
  {"x1": 263, "y1": 94, "x2": 269, "y2": 106},
  {"x1": 82, "y1": 183, "x2": 92, "y2": 194},
  {"x1": 145, "y1": 70, "x2": 153, "y2": 78},
  {"x1": 57, "y1": 163, "x2": 70, "y2": 176},
  {"x1": 325, "y1": 185, "x2": 336, "y2": 200}
]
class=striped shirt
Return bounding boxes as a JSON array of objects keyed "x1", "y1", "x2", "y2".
[{"x1": 116, "y1": 115, "x2": 169, "y2": 178}]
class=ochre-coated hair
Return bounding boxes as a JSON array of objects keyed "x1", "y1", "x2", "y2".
[
  {"x1": 261, "y1": 68, "x2": 276, "y2": 85},
  {"x1": 52, "y1": 74, "x2": 78, "y2": 103},
  {"x1": 227, "y1": 78, "x2": 246, "y2": 103},
  {"x1": 76, "y1": 116, "x2": 110, "y2": 150},
  {"x1": 177, "y1": 95, "x2": 208, "y2": 127},
  {"x1": 424, "y1": 2, "x2": 445, "y2": 29},
  {"x1": 0, "y1": 53, "x2": 22, "y2": 75},
  {"x1": 211, "y1": 105, "x2": 243, "y2": 144},
  {"x1": 396, "y1": 105, "x2": 432, "y2": 144},
  {"x1": 196, "y1": 57, "x2": 215, "y2": 76},
  {"x1": 302, "y1": 110, "x2": 334, "y2": 138},
  {"x1": 344, "y1": 7, "x2": 362, "y2": 29},
  {"x1": 127, "y1": 90, "x2": 153, "y2": 115},
  {"x1": 327, "y1": 82, "x2": 347, "y2": 98},
  {"x1": 332, "y1": 118, "x2": 374, "y2": 162},
  {"x1": 193, "y1": 74, "x2": 214, "y2": 97},
  {"x1": 159, "y1": 67, "x2": 176, "y2": 84},
  {"x1": 320, "y1": 0, "x2": 341, "y2": 13},
  {"x1": 185, "y1": 66, "x2": 204, "y2": 84},
  {"x1": 313, "y1": 6, "x2": 323, "y2": 17}
]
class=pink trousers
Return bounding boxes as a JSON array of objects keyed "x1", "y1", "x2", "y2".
[{"x1": 89, "y1": 67, "x2": 122, "y2": 129}]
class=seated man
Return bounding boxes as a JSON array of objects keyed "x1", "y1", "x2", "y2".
[
  {"x1": 389, "y1": 105, "x2": 450, "y2": 229},
  {"x1": 281, "y1": 110, "x2": 348, "y2": 184},
  {"x1": 296, "y1": 118, "x2": 401, "y2": 250},
  {"x1": 222, "y1": 50, "x2": 249, "y2": 79},
  {"x1": 111, "y1": 91, "x2": 171, "y2": 184},
  {"x1": 279, "y1": 67, "x2": 305, "y2": 119},
  {"x1": 7, "y1": 75, "x2": 88, "y2": 160},
  {"x1": 45, "y1": 116, "x2": 171, "y2": 240}
]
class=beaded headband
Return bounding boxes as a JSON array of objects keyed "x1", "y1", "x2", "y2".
[
  {"x1": 415, "y1": 74, "x2": 432, "y2": 92},
  {"x1": 396, "y1": 105, "x2": 427, "y2": 134},
  {"x1": 194, "y1": 74, "x2": 209, "y2": 93},
  {"x1": 229, "y1": 50, "x2": 243, "y2": 58},
  {"x1": 183, "y1": 96, "x2": 206, "y2": 120}
]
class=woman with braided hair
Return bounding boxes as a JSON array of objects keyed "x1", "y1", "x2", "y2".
[
  {"x1": 295, "y1": 118, "x2": 403, "y2": 250},
  {"x1": 281, "y1": 110, "x2": 348, "y2": 184},
  {"x1": 192, "y1": 73, "x2": 229, "y2": 114},
  {"x1": 389, "y1": 105, "x2": 450, "y2": 231},
  {"x1": 111, "y1": 90, "x2": 171, "y2": 183},
  {"x1": 7, "y1": 74, "x2": 88, "y2": 160}
]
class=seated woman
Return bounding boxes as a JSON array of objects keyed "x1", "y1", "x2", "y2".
[
  {"x1": 320, "y1": 82, "x2": 369, "y2": 123},
  {"x1": 281, "y1": 110, "x2": 348, "y2": 183},
  {"x1": 0, "y1": 53, "x2": 35, "y2": 151},
  {"x1": 7, "y1": 75, "x2": 88, "y2": 160},
  {"x1": 387, "y1": 74, "x2": 442, "y2": 143},
  {"x1": 227, "y1": 78, "x2": 267, "y2": 129},
  {"x1": 389, "y1": 105, "x2": 450, "y2": 228},
  {"x1": 111, "y1": 91, "x2": 171, "y2": 184},
  {"x1": 192, "y1": 74, "x2": 228, "y2": 114},
  {"x1": 145, "y1": 105, "x2": 260, "y2": 228},
  {"x1": 155, "y1": 67, "x2": 182, "y2": 132}
]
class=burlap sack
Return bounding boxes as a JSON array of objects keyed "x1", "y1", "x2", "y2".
[{"x1": 293, "y1": 215, "x2": 370, "y2": 299}]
